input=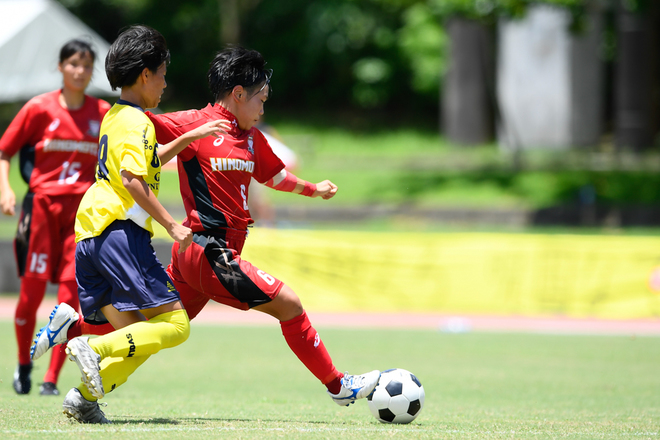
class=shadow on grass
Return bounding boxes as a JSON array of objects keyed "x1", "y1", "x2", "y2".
[
  {"x1": 110, "y1": 417, "x2": 180, "y2": 425},
  {"x1": 180, "y1": 417, "x2": 343, "y2": 425},
  {"x1": 110, "y1": 416, "x2": 348, "y2": 425}
]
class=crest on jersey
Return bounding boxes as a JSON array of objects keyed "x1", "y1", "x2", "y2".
[
  {"x1": 87, "y1": 120, "x2": 100, "y2": 137},
  {"x1": 48, "y1": 119, "x2": 60, "y2": 132},
  {"x1": 247, "y1": 135, "x2": 254, "y2": 154}
]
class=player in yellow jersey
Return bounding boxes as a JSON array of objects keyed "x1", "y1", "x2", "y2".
[
  {"x1": 60, "y1": 25, "x2": 229, "y2": 424},
  {"x1": 74, "y1": 100, "x2": 166, "y2": 240}
]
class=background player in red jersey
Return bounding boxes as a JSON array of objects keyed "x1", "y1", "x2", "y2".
[
  {"x1": 0, "y1": 39, "x2": 111, "y2": 396},
  {"x1": 33, "y1": 47, "x2": 380, "y2": 407}
]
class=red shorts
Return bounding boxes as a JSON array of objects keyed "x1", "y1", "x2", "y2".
[
  {"x1": 15, "y1": 192, "x2": 82, "y2": 282},
  {"x1": 167, "y1": 228, "x2": 284, "y2": 319}
]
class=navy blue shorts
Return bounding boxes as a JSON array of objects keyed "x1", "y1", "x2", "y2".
[{"x1": 75, "y1": 220, "x2": 180, "y2": 324}]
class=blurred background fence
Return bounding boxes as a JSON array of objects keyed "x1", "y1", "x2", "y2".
[
  {"x1": 2, "y1": 228, "x2": 659, "y2": 319},
  {"x1": 240, "y1": 228, "x2": 660, "y2": 319}
]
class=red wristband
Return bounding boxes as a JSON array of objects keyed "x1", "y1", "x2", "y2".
[
  {"x1": 301, "y1": 181, "x2": 316, "y2": 197},
  {"x1": 268, "y1": 170, "x2": 297, "y2": 192}
]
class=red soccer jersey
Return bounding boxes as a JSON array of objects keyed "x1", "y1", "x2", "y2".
[
  {"x1": 0, "y1": 90, "x2": 110, "y2": 196},
  {"x1": 149, "y1": 104, "x2": 285, "y2": 232}
]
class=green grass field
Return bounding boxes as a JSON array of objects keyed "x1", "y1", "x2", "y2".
[{"x1": 1, "y1": 320, "x2": 659, "y2": 439}]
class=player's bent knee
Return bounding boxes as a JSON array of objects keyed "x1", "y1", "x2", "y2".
[
  {"x1": 174, "y1": 310, "x2": 191, "y2": 345},
  {"x1": 155, "y1": 309, "x2": 191, "y2": 348},
  {"x1": 175, "y1": 324, "x2": 190, "y2": 346},
  {"x1": 275, "y1": 286, "x2": 304, "y2": 320},
  {"x1": 254, "y1": 285, "x2": 303, "y2": 321}
]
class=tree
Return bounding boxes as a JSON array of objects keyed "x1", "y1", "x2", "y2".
[{"x1": 56, "y1": 0, "x2": 445, "y2": 126}]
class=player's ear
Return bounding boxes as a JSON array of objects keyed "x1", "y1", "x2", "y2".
[
  {"x1": 232, "y1": 85, "x2": 245, "y2": 102},
  {"x1": 140, "y1": 67, "x2": 150, "y2": 84}
]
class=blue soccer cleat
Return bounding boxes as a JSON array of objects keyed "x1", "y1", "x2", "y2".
[{"x1": 31, "y1": 302, "x2": 79, "y2": 360}]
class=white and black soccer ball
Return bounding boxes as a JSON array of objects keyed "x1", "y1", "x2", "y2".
[{"x1": 367, "y1": 368, "x2": 425, "y2": 424}]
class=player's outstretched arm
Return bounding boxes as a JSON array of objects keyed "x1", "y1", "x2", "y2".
[
  {"x1": 265, "y1": 169, "x2": 338, "y2": 200},
  {"x1": 0, "y1": 152, "x2": 15, "y2": 215},
  {"x1": 158, "y1": 119, "x2": 231, "y2": 165},
  {"x1": 121, "y1": 170, "x2": 193, "y2": 252}
]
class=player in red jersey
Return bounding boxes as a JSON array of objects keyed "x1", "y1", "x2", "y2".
[
  {"x1": 33, "y1": 47, "x2": 380, "y2": 407},
  {"x1": 149, "y1": 47, "x2": 380, "y2": 406},
  {"x1": 0, "y1": 39, "x2": 111, "y2": 396}
]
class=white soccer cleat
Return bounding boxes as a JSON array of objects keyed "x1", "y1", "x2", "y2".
[
  {"x1": 31, "y1": 302, "x2": 79, "y2": 360},
  {"x1": 328, "y1": 370, "x2": 381, "y2": 406},
  {"x1": 62, "y1": 388, "x2": 111, "y2": 424},
  {"x1": 66, "y1": 337, "x2": 104, "y2": 399}
]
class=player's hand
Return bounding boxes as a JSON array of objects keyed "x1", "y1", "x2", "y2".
[
  {"x1": 190, "y1": 119, "x2": 231, "y2": 140},
  {"x1": 313, "y1": 180, "x2": 338, "y2": 200},
  {"x1": 0, "y1": 187, "x2": 15, "y2": 215},
  {"x1": 169, "y1": 223, "x2": 193, "y2": 253}
]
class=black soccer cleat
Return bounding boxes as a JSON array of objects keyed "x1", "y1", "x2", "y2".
[
  {"x1": 13, "y1": 363, "x2": 33, "y2": 394},
  {"x1": 40, "y1": 381, "x2": 60, "y2": 396}
]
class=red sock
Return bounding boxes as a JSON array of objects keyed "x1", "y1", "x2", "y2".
[
  {"x1": 43, "y1": 345, "x2": 67, "y2": 384},
  {"x1": 43, "y1": 280, "x2": 78, "y2": 384},
  {"x1": 67, "y1": 315, "x2": 114, "y2": 340},
  {"x1": 66, "y1": 316, "x2": 84, "y2": 340},
  {"x1": 280, "y1": 311, "x2": 341, "y2": 389},
  {"x1": 15, "y1": 277, "x2": 47, "y2": 365},
  {"x1": 325, "y1": 374, "x2": 344, "y2": 395}
]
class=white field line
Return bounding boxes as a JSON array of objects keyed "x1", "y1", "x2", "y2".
[{"x1": 2, "y1": 426, "x2": 657, "y2": 436}]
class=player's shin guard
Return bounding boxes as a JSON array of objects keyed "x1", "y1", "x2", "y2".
[
  {"x1": 280, "y1": 310, "x2": 340, "y2": 385},
  {"x1": 89, "y1": 309, "x2": 190, "y2": 359},
  {"x1": 100, "y1": 355, "x2": 150, "y2": 395}
]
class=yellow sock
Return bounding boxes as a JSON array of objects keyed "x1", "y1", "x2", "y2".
[
  {"x1": 77, "y1": 384, "x2": 95, "y2": 401},
  {"x1": 102, "y1": 355, "x2": 151, "y2": 394},
  {"x1": 77, "y1": 356, "x2": 150, "y2": 401},
  {"x1": 89, "y1": 309, "x2": 190, "y2": 359}
]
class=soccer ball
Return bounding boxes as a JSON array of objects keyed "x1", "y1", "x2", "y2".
[{"x1": 367, "y1": 368, "x2": 425, "y2": 424}]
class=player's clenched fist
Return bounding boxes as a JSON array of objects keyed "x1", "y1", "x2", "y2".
[{"x1": 313, "y1": 180, "x2": 338, "y2": 200}]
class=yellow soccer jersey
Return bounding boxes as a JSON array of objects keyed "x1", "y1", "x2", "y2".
[{"x1": 75, "y1": 101, "x2": 162, "y2": 242}]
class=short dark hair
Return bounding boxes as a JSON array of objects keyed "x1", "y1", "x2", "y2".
[
  {"x1": 105, "y1": 25, "x2": 170, "y2": 91},
  {"x1": 207, "y1": 46, "x2": 272, "y2": 102},
  {"x1": 59, "y1": 38, "x2": 96, "y2": 63}
]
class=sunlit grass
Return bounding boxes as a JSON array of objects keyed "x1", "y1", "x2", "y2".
[{"x1": 1, "y1": 319, "x2": 659, "y2": 439}]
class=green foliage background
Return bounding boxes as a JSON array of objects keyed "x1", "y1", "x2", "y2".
[
  {"x1": 57, "y1": 0, "x2": 447, "y2": 119},
  {"x1": 54, "y1": 0, "x2": 636, "y2": 122}
]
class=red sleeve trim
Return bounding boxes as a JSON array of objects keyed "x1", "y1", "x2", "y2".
[{"x1": 267, "y1": 169, "x2": 297, "y2": 192}]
